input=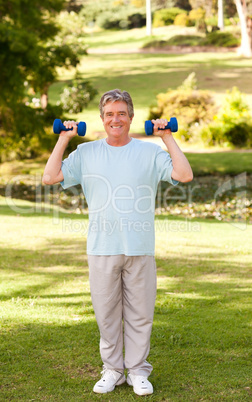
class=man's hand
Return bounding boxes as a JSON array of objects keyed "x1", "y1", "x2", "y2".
[
  {"x1": 151, "y1": 119, "x2": 172, "y2": 138},
  {"x1": 60, "y1": 120, "x2": 78, "y2": 139}
]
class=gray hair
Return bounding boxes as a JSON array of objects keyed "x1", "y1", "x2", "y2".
[{"x1": 99, "y1": 89, "x2": 134, "y2": 118}]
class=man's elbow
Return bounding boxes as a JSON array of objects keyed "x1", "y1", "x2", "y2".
[
  {"x1": 42, "y1": 174, "x2": 55, "y2": 185},
  {"x1": 179, "y1": 171, "x2": 193, "y2": 183}
]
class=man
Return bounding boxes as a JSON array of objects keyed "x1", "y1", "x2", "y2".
[{"x1": 43, "y1": 89, "x2": 193, "y2": 396}]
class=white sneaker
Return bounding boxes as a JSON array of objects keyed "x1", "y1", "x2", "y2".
[
  {"x1": 127, "y1": 373, "x2": 153, "y2": 396},
  {"x1": 93, "y1": 368, "x2": 125, "y2": 394}
]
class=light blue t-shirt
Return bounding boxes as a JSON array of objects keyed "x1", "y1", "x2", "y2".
[{"x1": 61, "y1": 138, "x2": 178, "y2": 256}]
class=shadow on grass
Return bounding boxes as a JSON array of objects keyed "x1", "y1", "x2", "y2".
[
  {"x1": 0, "y1": 238, "x2": 88, "y2": 301},
  {"x1": 1, "y1": 235, "x2": 251, "y2": 400}
]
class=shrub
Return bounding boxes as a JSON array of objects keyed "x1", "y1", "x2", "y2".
[
  {"x1": 174, "y1": 13, "x2": 192, "y2": 27},
  {"x1": 189, "y1": 8, "x2": 207, "y2": 32},
  {"x1": 225, "y1": 123, "x2": 252, "y2": 147},
  {"x1": 200, "y1": 87, "x2": 252, "y2": 147},
  {"x1": 153, "y1": 8, "x2": 185, "y2": 27},
  {"x1": 189, "y1": 7, "x2": 205, "y2": 23},
  {"x1": 96, "y1": 11, "x2": 128, "y2": 30},
  {"x1": 59, "y1": 76, "x2": 97, "y2": 114},
  {"x1": 128, "y1": 13, "x2": 146, "y2": 29},
  {"x1": 148, "y1": 73, "x2": 216, "y2": 142},
  {"x1": 165, "y1": 35, "x2": 202, "y2": 46},
  {"x1": 142, "y1": 40, "x2": 170, "y2": 49},
  {"x1": 200, "y1": 31, "x2": 240, "y2": 47}
]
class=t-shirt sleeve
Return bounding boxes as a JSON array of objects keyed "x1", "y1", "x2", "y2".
[
  {"x1": 60, "y1": 146, "x2": 82, "y2": 189},
  {"x1": 155, "y1": 147, "x2": 179, "y2": 186}
]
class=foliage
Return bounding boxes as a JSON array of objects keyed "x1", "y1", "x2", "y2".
[
  {"x1": 189, "y1": 0, "x2": 213, "y2": 17},
  {"x1": 149, "y1": 78, "x2": 252, "y2": 148},
  {"x1": 188, "y1": 6, "x2": 206, "y2": 21},
  {"x1": 174, "y1": 13, "x2": 192, "y2": 26},
  {"x1": 200, "y1": 31, "x2": 240, "y2": 47},
  {"x1": 96, "y1": 8, "x2": 146, "y2": 30},
  {"x1": 80, "y1": 0, "x2": 146, "y2": 29},
  {"x1": 0, "y1": 103, "x2": 64, "y2": 161},
  {"x1": 153, "y1": 7, "x2": 186, "y2": 27},
  {"x1": 143, "y1": 31, "x2": 240, "y2": 48},
  {"x1": 0, "y1": 0, "x2": 82, "y2": 160},
  {"x1": 59, "y1": 75, "x2": 98, "y2": 114},
  {"x1": 188, "y1": 7, "x2": 207, "y2": 32},
  {"x1": 162, "y1": 34, "x2": 203, "y2": 46},
  {"x1": 200, "y1": 87, "x2": 252, "y2": 147},
  {"x1": 55, "y1": 11, "x2": 87, "y2": 55},
  {"x1": 148, "y1": 73, "x2": 216, "y2": 141}
]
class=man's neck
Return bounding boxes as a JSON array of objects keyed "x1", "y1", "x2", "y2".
[{"x1": 106, "y1": 136, "x2": 132, "y2": 147}]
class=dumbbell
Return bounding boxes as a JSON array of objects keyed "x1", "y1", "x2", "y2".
[
  {"x1": 145, "y1": 117, "x2": 178, "y2": 135},
  {"x1": 53, "y1": 119, "x2": 86, "y2": 137}
]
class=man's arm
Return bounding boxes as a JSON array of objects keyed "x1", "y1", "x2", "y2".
[
  {"x1": 152, "y1": 119, "x2": 193, "y2": 183},
  {"x1": 42, "y1": 121, "x2": 78, "y2": 185}
]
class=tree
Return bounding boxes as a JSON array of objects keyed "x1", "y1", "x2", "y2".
[
  {"x1": 0, "y1": 0, "x2": 79, "y2": 154},
  {"x1": 234, "y1": 0, "x2": 252, "y2": 57},
  {"x1": 189, "y1": 0, "x2": 212, "y2": 16}
]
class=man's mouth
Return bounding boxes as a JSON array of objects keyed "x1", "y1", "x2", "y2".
[{"x1": 111, "y1": 126, "x2": 122, "y2": 129}]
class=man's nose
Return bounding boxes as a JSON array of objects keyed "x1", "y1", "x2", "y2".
[{"x1": 112, "y1": 114, "x2": 120, "y2": 122}]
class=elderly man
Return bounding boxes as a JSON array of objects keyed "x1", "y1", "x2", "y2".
[{"x1": 43, "y1": 89, "x2": 193, "y2": 396}]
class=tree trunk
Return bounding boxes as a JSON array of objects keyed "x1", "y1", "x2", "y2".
[
  {"x1": 218, "y1": 0, "x2": 224, "y2": 30},
  {"x1": 146, "y1": 0, "x2": 152, "y2": 36},
  {"x1": 40, "y1": 85, "x2": 49, "y2": 109},
  {"x1": 235, "y1": 0, "x2": 252, "y2": 57}
]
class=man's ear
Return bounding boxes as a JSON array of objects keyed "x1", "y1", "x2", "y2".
[{"x1": 100, "y1": 114, "x2": 104, "y2": 122}]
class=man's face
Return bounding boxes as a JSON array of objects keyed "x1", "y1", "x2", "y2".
[{"x1": 101, "y1": 101, "x2": 133, "y2": 141}]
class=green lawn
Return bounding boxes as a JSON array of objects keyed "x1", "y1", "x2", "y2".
[
  {"x1": 1, "y1": 26, "x2": 252, "y2": 400},
  {"x1": 0, "y1": 152, "x2": 251, "y2": 185},
  {"x1": 0, "y1": 196, "x2": 251, "y2": 401}
]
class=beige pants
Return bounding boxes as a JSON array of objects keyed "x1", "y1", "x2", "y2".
[{"x1": 88, "y1": 255, "x2": 157, "y2": 376}]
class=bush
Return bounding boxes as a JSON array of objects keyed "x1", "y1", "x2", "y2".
[
  {"x1": 142, "y1": 40, "x2": 170, "y2": 49},
  {"x1": 96, "y1": 11, "x2": 128, "y2": 30},
  {"x1": 165, "y1": 35, "x2": 202, "y2": 46},
  {"x1": 128, "y1": 13, "x2": 146, "y2": 29},
  {"x1": 59, "y1": 76, "x2": 97, "y2": 114},
  {"x1": 153, "y1": 8, "x2": 185, "y2": 27},
  {"x1": 174, "y1": 13, "x2": 192, "y2": 27},
  {"x1": 148, "y1": 73, "x2": 216, "y2": 142},
  {"x1": 189, "y1": 8, "x2": 207, "y2": 32},
  {"x1": 189, "y1": 7, "x2": 205, "y2": 23},
  {"x1": 94, "y1": 6, "x2": 145, "y2": 30},
  {"x1": 200, "y1": 31, "x2": 240, "y2": 47},
  {"x1": 200, "y1": 87, "x2": 252, "y2": 147},
  {"x1": 225, "y1": 123, "x2": 252, "y2": 147}
]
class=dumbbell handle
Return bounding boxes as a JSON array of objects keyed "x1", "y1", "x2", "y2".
[
  {"x1": 53, "y1": 119, "x2": 86, "y2": 137},
  {"x1": 145, "y1": 117, "x2": 178, "y2": 135}
]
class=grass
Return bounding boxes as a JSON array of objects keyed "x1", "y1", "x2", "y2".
[
  {"x1": 0, "y1": 196, "x2": 252, "y2": 401},
  {"x1": 0, "y1": 151, "x2": 251, "y2": 186},
  {"x1": 83, "y1": 25, "x2": 201, "y2": 51},
  {"x1": 185, "y1": 152, "x2": 252, "y2": 175}
]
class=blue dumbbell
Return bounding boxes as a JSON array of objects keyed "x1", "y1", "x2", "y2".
[
  {"x1": 145, "y1": 117, "x2": 178, "y2": 135},
  {"x1": 53, "y1": 119, "x2": 86, "y2": 137}
]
